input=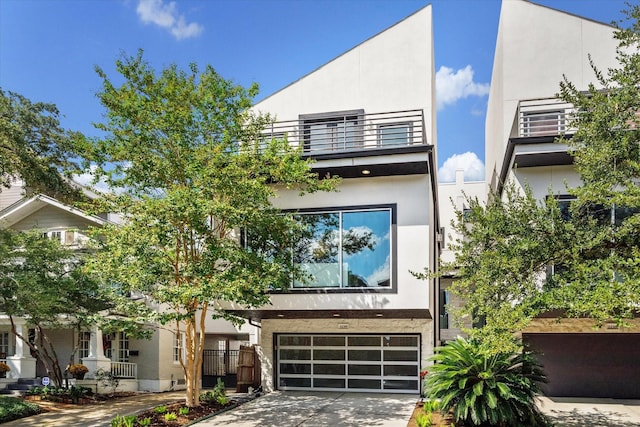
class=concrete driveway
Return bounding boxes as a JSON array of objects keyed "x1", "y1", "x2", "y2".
[
  {"x1": 538, "y1": 396, "x2": 640, "y2": 427},
  {"x1": 194, "y1": 391, "x2": 418, "y2": 427}
]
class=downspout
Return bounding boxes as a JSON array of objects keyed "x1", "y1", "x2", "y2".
[{"x1": 427, "y1": 147, "x2": 441, "y2": 349}]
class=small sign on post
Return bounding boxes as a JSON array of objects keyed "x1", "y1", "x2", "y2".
[{"x1": 42, "y1": 377, "x2": 49, "y2": 386}]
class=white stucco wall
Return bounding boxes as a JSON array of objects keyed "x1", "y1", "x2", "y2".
[
  {"x1": 437, "y1": 170, "x2": 486, "y2": 265},
  {"x1": 268, "y1": 174, "x2": 431, "y2": 311},
  {"x1": 254, "y1": 5, "x2": 435, "y2": 148}
]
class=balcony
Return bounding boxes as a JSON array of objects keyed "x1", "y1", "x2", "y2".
[
  {"x1": 517, "y1": 98, "x2": 575, "y2": 138},
  {"x1": 261, "y1": 110, "x2": 430, "y2": 178},
  {"x1": 262, "y1": 109, "x2": 427, "y2": 155}
]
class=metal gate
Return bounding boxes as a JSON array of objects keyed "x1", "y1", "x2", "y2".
[{"x1": 202, "y1": 349, "x2": 239, "y2": 388}]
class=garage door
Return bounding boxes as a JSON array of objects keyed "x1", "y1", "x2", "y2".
[
  {"x1": 276, "y1": 334, "x2": 420, "y2": 393},
  {"x1": 524, "y1": 333, "x2": 640, "y2": 398}
]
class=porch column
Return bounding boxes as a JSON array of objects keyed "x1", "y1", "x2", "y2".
[
  {"x1": 6, "y1": 323, "x2": 36, "y2": 379},
  {"x1": 81, "y1": 326, "x2": 110, "y2": 378}
]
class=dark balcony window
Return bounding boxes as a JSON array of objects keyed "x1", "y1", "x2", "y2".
[
  {"x1": 300, "y1": 110, "x2": 364, "y2": 153},
  {"x1": 522, "y1": 110, "x2": 566, "y2": 136}
]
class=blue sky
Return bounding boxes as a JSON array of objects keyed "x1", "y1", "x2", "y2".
[{"x1": 0, "y1": 0, "x2": 628, "y2": 184}]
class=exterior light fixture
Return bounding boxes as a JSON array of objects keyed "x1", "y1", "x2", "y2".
[
  {"x1": 332, "y1": 313, "x2": 341, "y2": 317},
  {"x1": 361, "y1": 169, "x2": 371, "y2": 175}
]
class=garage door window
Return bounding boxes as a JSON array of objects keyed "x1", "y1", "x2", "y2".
[{"x1": 277, "y1": 334, "x2": 420, "y2": 393}]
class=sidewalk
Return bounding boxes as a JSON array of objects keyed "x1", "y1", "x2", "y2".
[{"x1": 3, "y1": 391, "x2": 187, "y2": 427}]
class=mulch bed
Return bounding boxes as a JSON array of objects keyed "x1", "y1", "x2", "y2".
[
  {"x1": 131, "y1": 400, "x2": 236, "y2": 426},
  {"x1": 407, "y1": 402, "x2": 455, "y2": 427}
]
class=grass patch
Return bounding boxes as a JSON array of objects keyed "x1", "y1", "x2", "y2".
[{"x1": 0, "y1": 396, "x2": 42, "y2": 423}]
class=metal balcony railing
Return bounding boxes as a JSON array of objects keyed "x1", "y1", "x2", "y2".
[
  {"x1": 517, "y1": 99, "x2": 575, "y2": 138},
  {"x1": 260, "y1": 110, "x2": 427, "y2": 155},
  {"x1": 111, "y1": 361, "x2": 137, "y2": 379}
]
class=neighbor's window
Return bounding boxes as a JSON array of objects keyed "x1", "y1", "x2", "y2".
[
  {"x1": 522, "y1": 110, "x2": 565, "y2": 136},
  {"x1": 173, "y1": 332, "x2": 183, "y2": 363},
  {"x1": 79, "y1": 331, "x2": 90, "y2": 359},
  {"x1": 292, "y1": 207, "x2": 392, "y2": 289},
  {"x1": 0, "y1": 332, "x2": 9, "y2": 358}
]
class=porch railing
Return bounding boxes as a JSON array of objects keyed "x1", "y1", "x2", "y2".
[
  {"x1": 111, "y1": 361, "x2": 137, "y2": 379},
  {"x1": 517, "y1": 98, "x2": 575, "y2": 137},
  {"x1": 259, "y1": 109, "x2": 427, "y2": 155}
]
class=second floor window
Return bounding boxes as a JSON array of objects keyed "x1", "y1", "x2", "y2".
[{"x1": 292, "y1": 207, "x2": 392, "y2": 289}]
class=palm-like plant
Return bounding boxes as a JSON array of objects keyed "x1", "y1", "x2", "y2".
[{"x1": 425, "y1": 338, "x2": 551, "y2": 427}]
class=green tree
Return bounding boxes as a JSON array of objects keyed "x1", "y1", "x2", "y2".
[
  {"x1": 432, "y1": 4, "x2": 640, "y2": 350},
  {"x1": 84, "y1": 51, "x2": 338, "y2": 407},
  {"x1": 0, "y1": 229, "x2": 150, "y2": 388},
  {"x1": 0, "y1": 89, "x2": 83, "y2": 202}
]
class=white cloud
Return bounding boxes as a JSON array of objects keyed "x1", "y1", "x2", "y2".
[
  {"x1": 73, "y1": 165, "x2": 112, "y2": 194},
  {"x1": 436, "y1": 65, "x2": 490, "y2": 110},
  {"x1": 137, "y1": 0, "x2": 203, "y2": 40},
  {"x1": 366, "y1": 255, "x2": 390, "y2": 288},
  {"x1": 438, "y1": 152, "x2": 485, "y2": 183}
]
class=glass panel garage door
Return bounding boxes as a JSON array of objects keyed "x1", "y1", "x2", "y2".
[{"x1": 277, "y1": 334, "x2": 420, "y2": 393}]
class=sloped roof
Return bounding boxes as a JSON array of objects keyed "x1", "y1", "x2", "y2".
[{"x1": 0, "y1": 194, "x2": 112, "y2": 228}]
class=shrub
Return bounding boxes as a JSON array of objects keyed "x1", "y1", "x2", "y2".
[
  {"x1": 0, "y1": 362, "x2": 11, "y2": 373},
  {"x1": 68, "y1": 364, "x2": 88, "y2": 376},
  {"x1": 0, "y1": 396, "x2": 41, "y2": 423},
  {"x1": 425, "y1": 337, "x2": 551, "y2": 427},
  {"x1": 415, "y1": 410, "x2": 432, "y2": 427},
  {"x1": 154, "y1": 405, "x2": 167, "y2": 414},
  {"x1": 138, "y1": 417, "x2": 152, "y2": 426},
  {"x1": 164, "y1": 412, "x2": 178, "y2": 421},
  {"x1": 179, "y1": 406, "x2": 189, "y2": 415},
  {"x1": 109, "y1": 414, "x2": 135, "y2": 427}
]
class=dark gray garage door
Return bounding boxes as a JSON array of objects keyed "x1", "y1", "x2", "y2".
[{"x1": 524, "y1": 333, "x2": 640, "y2": 398}]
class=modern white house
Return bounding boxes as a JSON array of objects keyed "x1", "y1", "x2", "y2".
[
  {"x1": 485, "y1": 0, "x2": 640, "y2": 398},
  {"x1": 223, "y1": 5, "x2": 440, "y2": 394}
]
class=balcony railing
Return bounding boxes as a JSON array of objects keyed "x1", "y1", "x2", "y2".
[
  {"x1": 260, "y1": 110, "x2": 427, "y2": 155},
  {"x1": 111, "y1": 361, "x2": 137, "y2": 379},
  {"x1": 517, "y1": 99, "x2": 575, "y2": 138}
]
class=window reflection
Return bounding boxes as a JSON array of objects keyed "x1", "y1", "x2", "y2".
[{"x1": 292, "y1": 209, "x2": 391, "y2": 289}]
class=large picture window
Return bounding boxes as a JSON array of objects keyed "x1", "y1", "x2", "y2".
[{"x1": 292, "y1": 207, "x2": 392, "y2": 289}]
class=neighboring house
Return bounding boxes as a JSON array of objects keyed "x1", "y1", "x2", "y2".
[
  {"x1": 0, "y1": 186, "x2": 257, "y2": 392},
  {"x1": 437, "y1": 170, "x2": 485, "y2": 343},
  {"x1": 223, "y1": 5, "x2": 439, "y2": 394},
  {"x1": 485, "y1": 0, "x2": 640, "y2": 398}
]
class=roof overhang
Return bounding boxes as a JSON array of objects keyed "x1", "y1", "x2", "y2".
[
  {"x1": 225, "y1": 308, "x2": 432, "y2": 323},
  {"x1": 498, "y1": 135, "x2": 574, "y2": 194},
  {"x1": 308, "y1": 145, "x2": 432, "y2": 179},
  {"x1": 0, "y1": 194, "x2": 112, "y2": 228}
]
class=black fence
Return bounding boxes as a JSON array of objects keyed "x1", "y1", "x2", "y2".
[{"x1": 202, "y1": 349, "x2": 239, "y2": 388}]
